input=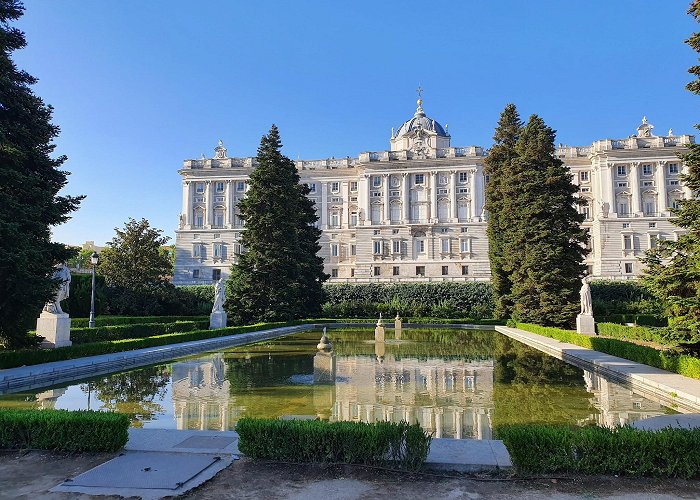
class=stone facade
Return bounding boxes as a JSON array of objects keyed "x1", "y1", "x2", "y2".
[{"x1": 173, "y1": 102, "x2": 694, "y2": 285}]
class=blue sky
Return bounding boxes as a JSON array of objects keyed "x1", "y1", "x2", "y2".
[{"x1": 13, "y1": 1, "x2": 698, "y2": 246}]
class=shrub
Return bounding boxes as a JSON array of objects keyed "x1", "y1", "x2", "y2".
[
  {"x1": 497, "y1": 424, "x2": 700, "y2": 478},
  {"x1": 513, "y1": 323, "x2": 700, "y2": 380},
  {"x1": 596, "y1": 323, "x2": 692, "y2": 346},
  {"x1": 590, "y1": 279, "x2": 662, "y2": 316},
  {"x1": 70, "y1": 320, "x2": 210, "y2": 344},
  {"x1": 0, "y1": 409, "x2": 129, "y2": 452},
  {"x1": 236, "y1": 417, "x2": 431, "y2": 470}
]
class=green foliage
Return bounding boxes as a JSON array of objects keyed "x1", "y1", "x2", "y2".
[
  {"x1": 177, "y1": 285, "x2": 215, "y2": 315},
  {"x1": 236, "y1": 417, "x2": 431, "y2": 470},
  {"x1": 70, "y1": 320, "x2": 209, "y2": 344},
  {"x1": 64, "y1": 273, "x2": 108, "y2": 318},
  {"x1": 590, "y1": 279, "x2": 662, "y2": 316},
  {"x1": 0, "y1": 1, "x2": 83, "y2": 348},
  {"x1": 0, "y1": 409, "x2": 128, "y2": 452},
  {"x1": 71, "y1": 315, "x2": 206, "y2": 328},
  {"x1": 227, "y1": 125, "x2": 327, "y2": 324},
  {"x1": 66, "y1": 248, "x2": 96, "y2": 271},
  {"x1": 597, "y1": 322, "x2": 694, "y2": 346},
  {"x1": 497, "y1": 424, "x2": 700, "y2": 478},
  {"x1": 641, "y1": 8, "x2": 700, "y2": 337},
  {"x1": 514, "y1": 322, "x2": 700, "y2": 379}
]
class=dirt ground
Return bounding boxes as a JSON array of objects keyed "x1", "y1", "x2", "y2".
[{"x1": 2, "y1": 450, "x2": 700, "y2": 499}]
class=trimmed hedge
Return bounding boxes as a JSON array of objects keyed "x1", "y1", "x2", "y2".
[
  {"x1": 236, "y1": 417, "x2": 431, "y2": 470},
  {"x1": 71, "y1": 315, "x2": 207, "y2": 328},
  {"x1": 497, "y1": 424, "x2": 700, "y2": 478},
  {"x1": 0, "y1": 409, "x2": 129, "y2": 452},
  {"x1": 1, "y1": 319, "x2": 332, "y2": 370},
  {"x1": 598, "y1": 314, "x2": 667, "y2": 327},
  {"x1": 70, "y1": 320, "x2": 210, "y2": 344},
  {"x1": 513, "y1": 322, "x2": 700, "y2": 379}
]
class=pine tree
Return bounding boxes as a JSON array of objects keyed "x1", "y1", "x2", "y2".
[
  {"x1": 504, "y1": 115, "x2": 588, "y2": 327},
  {"x1": 0, "y1": 1, "x2": 82, "y2": 347},
  {"x1": 484, "y1": 104, "x2": 523, "y2": 319},
  {"x1": 225, "y1": 125, "x2": 327, "y2": 324},
  {"x1": 641, "y1": 4, "x2": 700, "y2": 336}
]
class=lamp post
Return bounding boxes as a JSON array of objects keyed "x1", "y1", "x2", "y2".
[{"x1": 88, "y1": 251, "x2": 98, "y2": 328}]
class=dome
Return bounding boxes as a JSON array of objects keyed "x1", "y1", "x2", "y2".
[{"x1": 394, "y1": 99, "x2": 449, "y2": 138}]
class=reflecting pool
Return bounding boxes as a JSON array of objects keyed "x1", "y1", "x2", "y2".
[{"x1": 0, "y1": 329, "x2": 677, "y2": 439}]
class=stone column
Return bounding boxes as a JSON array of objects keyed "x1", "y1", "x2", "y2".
[
  {"x1": 682, "y1": 162, "x2": 693, "y2": 200},
  {"x1": 383, "y1": 174, "x2": 390, "y2": 223},
  {"x1": 656, "y1": 161, "x2": 668, "y2": 216},
  {"x1": 321, "y1": 182, "x2": 328, "y2": 229},
  {"x1": 205, "y1": 180, "x2": 213, "y2": 227},
  {"x1": 402, "y1": 172, "x2": 410, "y2": 223},
  {"x1": 449, "y1": 170, "x2": 457, "y2": 221},
  {"x1": 183, "y1": 181, "x2": 192, "y2": 227},
  {"x1": 430, "y1": 171, "x2": 438, "y2": 222},
  {"x1": 475, "y1": 166, "x2": 485, "y2": 220},
  {"x1": 342, "y1": 181, "x2": 349, "y2": 228},
  {"x1": 365, "y1": 175, "x2": 372, "y2": 225},
  {"x1": 469, "y1": 170, "x2": 477, "y2": 221},
  {"x1": 630, "y1": 162, "x2": 642, "y2": 215},
  {"x1": 225, "y1": 180, "x2": 232, "y2": 226}
]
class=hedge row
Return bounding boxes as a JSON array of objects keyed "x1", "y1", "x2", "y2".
[
  {"x1": 497, "y1": 424, "x2": 700, "y2": 478},
  {"x1": 70, "y1": 320, "x2": 210, "y2": 344},
  {"x1": 0, "y1": 409, "x2": 129, "y2": 452},
  {"x1": 597, "y1": 314, "x2": 667, "y2": 327},
  {"x1": 1, "y1": 320, "x2": 331, "y2": 370},
  {"x1": 513, "y1": 322, "x2": 700, "y2": 379},
  {"x1": 236, "y1": 417, "x2": 431, "y2": 470},
  {"x1": 596, "y1": 322, "x2": 695, "y2": 347},
  {"x1": 71, "y1": 315, "x2": 207, "y2": 328}
]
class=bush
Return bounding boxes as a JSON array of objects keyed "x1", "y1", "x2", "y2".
[
  {"x1": 71, "y1": 315, "x2": 207, "y2": 328},
  {"x1": 70, "y1": 320, "x2": 210, "y2": 344},
  {"x1": 514, "y1": 323, "x2": 700, "y2": 380},
  {"x1": 236, "y1": 417, "x2": 431, "y2": 470},
  {"x1": 590, "y1": 280, "x2": 662, "y2": 316},
  {"x1": 598, "y1": 314, "x2": 667, "y2": 327},
  {"x1": 596, "y1": 322, "x2": 693, "y2": 346},
  {"x1": 0, "y1": 409, "x2": 129, "y2": 452},
  {"x1": 497, "y1": 424, "x2": 700, "y2": 478}
]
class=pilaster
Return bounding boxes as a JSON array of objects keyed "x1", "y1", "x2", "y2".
[
  {"x1": 656, "y1": 161, "x2": 668, "y2": 216},
  {"x1": 630, "y1": 162, "x2": 642, "y2": 215},
  {"x1": 383, "y1": 173, "x2": 390, "y2": 223}
]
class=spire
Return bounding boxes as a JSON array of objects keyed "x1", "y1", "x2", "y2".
[{"x1": 415, "y1": 84, "x2": 425, "y2": 117}]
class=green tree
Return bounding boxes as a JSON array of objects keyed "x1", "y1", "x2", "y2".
[
  {"x1": 484, "y1": 104, "x2": 523, "y2": 319},
  {"x1": 226, "y1": 125, "x2": 327, "y2": 324},
  {"x1": 66, "y1": 248, "x2": 95, "y2": 271},
  {"x1": 504, "y1": 115, "x2": 588, "y2": 327},
  {"x1": 98, "y1": 218, "x2": 173, "y2": 290},
  {"x1": 0, "y1": 1, "x2": 83, "y2": 347},
  {"x1": 641, "y1": 4, "x2": 700, "y2": 336}
]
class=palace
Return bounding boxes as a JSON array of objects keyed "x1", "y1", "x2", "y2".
[{"x1": 173, "y1": 98, "x2": 694, "y2": 285}]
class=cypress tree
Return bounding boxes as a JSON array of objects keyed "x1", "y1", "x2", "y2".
[
  {"x1": 484, "y1": 104, "x2": 523, "y2": 319},
  {"x1": 225, "y1": 125, "x2": 327, "y2": 324},
  {"x1": 504, "y1": 115, "x2": 588, "y2": 327},
  {"x1": 0, "y1": 1, "x2": 83, "y2": 347},
  {"x1": 641, "y1": 4, "x2": 700, "y2": 335}
]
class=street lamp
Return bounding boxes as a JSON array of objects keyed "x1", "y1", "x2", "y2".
[{"x1": 88, "y1": 251, "x2": 98, "y2": 328}]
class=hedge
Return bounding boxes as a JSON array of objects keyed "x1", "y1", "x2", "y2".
[
  {"x1": 597, "y1": 314, "x2": 667, "y2": 327},
  {"x1": 497, "y1": 424, "x2": 700, "y2": 478},
  {"x1": 236, "y1": 417, "x2": 431, "y2": 470},
  {"x1": 1, "y1": 320, "x2": 332, "y2": 370},
  {"x1": 513, "y1": 322, "x2": 700, "y2": 380},
  {"x1": 71, "y1": 315, "x2": 207, "y2": 328},
  {"x1": 70, "y1": 320, "x2": 210, "y2": 344},
  {"x1": 0, "y1": 409, "x2": 129, "y2": 452}
]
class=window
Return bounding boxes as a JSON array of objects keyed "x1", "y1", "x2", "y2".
[
  {"x1": 484, "y1": 175, "x2": 490, "y2": 185},
  {"x1": 618, "y1": 201, "x2": 629, "y2": 216},
  {"x1": 213, "y1": 242, "x2": 224, "y2": 259},
  {"x1": 458, "y1": 172, "x2": 468, "y2": 183},
  {"x1": 392, "y1": 240, "x2": 401, "y2": 254},
  {"x1": 195, "y1": 211, "x2": 204, "y2": 228},
  {"x1": 331, "y1": 268, "x2": 338, "y2": 278},
  {"x1": 579, "y1": 171, "x2": 590, "y2": 182},
  {"x1": 460, "y1": 239, "x2": 471, "y2": 253},
  {"x1": 581, "y1": 205, "x2": 591, "y2": 220},
  {"x1": 393, "y1": 266, "x2": 400, "y2": 276},
  {"x1": 215, "y1": 181, "x2": 225, "y2": 193},
  {"x1": 649, "y1": 222, "x2": 657, "y2": 228},
  {"x1": 669, "y1": 163, "x2": 679, "y2": 175},
  {"x1": 414, "y1": 174, "x2": 424, "y2": 185},
  {"x1": 331, "y1": 182, "x2": 340, "y2": 192},
  {"x1": 440, "y1": 228, "x2": 449, "y2": 233},
  {"x1": 236, "y1": 181, "x2": 245, "y2": 191},
  {"x1": 392, "y1": 229, "x2": 399, "y2": 234},
  {"x1": 193, "y1": 243, "x2": 202, "y2": 258},
  {"x1": 350, "y1": 244, "x2": 356, "y2": 256},
  {"x1": 415, "y1": 266, "x2": 425, "y2": 276},
  {"x1": 650, "y1": 235, "x2": 659, "y2": 249},
  {"x1": 330, "y1": 213, "x2": 339, "y2": 228},
  {"x1": 617, "y1": 182, "x2": 628, "y2": 188},
  {"x1": 624, "y1": 262, "x2": 633, "y2": 274},
  {"x1": 192, "y1": 269, "x2": 200, "y2": 279},
  {"x1": 350, "y1": 269, "x2": 355, "y2": 277},
  {"x1": 642, "y1": 164, "x2": 653, "y2": 176},
  {"x1": 441, "y1": 239, "x2": 450, "y2": 253},
  {"x1": 644, "y1": 201, "x2": 656, "y2": 216},
  {"x1": 195, "y1": 183, "x2": 205, "y2": 194},
  {"x1": 307, "y1": 183, "x2": 316, "y2": 193},
  {"x1": 373, "y1": 266, "x2": 381, "y2": 276},
  {"x1": 622, "y1": 223, "x2": 630, "y2": 229},
  {"x1": 371, "y1": 191, "x2": 382, "y2": 197},
  {"x1": 373, "y1": 241, "x2": 382, "y2": 255},
  {"x1": 214, "y1": 210, "x2": 224, "y2": 228},
  {"x1": 416, "y1": 239, "x2": 425, "y2": 253},
  {"x1": 350, "y1": 181, "x2": 358, "y2": 192},
  {"x1": 438, "y1": 188, "x2": 448, "y2": 195},
  {"x1": 458, "y1": 187, "x2": 469, "y2": 194},
  {"x1": 215, "y1": 196, "x2": 225, "y2": 202},
  {"x1": 461, "y1": 265, "x2": 469, "y2": 276},
  {"x1": 580, "y1": 187, "x2": 591, "y2": 193},
  {"x1": 374, "y1": 230, "x2": 381, "y2": 235},
  {"x1": 212, "y1": 269, "x2": 221, "y2": 281},
  {"x1": 441, "y1": 265, "x2": 449, "y2": 276},
  {"x1": 617, "y1": 165, "x2": 627, "y2": 176},
  {"x1": 461, "y1": 227, "x2": 469, "y2": 233},
  {"x1": 350, "y1": 212, "x2": 358, "y2": 227},
  {"x1": 623, "y1": 235, "x2": 632, "y2": 251},
  {"x1": 331, "y1": 244, "x2": 338, "y2": 257},
  {"x1": 670, "y1": 180, "x2": 680, "y2": 186},
  {"x1": 642, "y1": 181, "x2": 654, "y2": 187},
  {"x1": 372, "y1": 176, "x2": 381, "y2": 188}
]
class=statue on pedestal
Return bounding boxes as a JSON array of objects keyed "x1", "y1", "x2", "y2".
[
  {"x1": 580, "y1": 276, "x2": 592, "y2": 315},
  {"x1": 576, "y1": 275, "x2": 596, "y2": 335},
  {"x1": 210, "y1": 278, "x2": 227, "y2": 329},
  {"x1": 37, "y1": 263, "x2": 72, "y2": 348},
  {"x1": 43, "y1": 264, "x2": 71, "y2": 314}
]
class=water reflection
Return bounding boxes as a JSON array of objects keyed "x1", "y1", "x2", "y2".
[{"x1": 0, "y1": 329, "x2": 677, "y2": 437}]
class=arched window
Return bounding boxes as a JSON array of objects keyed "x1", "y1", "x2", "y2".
[
  {"x1": 390, "y1": 201, "x2": 401, "y2": 222},
  {"x1": 642, "y1": 191, "x2": 657, "y2": 216},
  {"x1": 437, "y1": 198, "x2": 449, "y2": 221},
  {"x1": 193, "y1": 207, "x2": 205, "y2": 228},
  {"x1": 616, "y1": 192, "x2": 631, "y2": 216},
  {"x1": 371, "y1": 203, "x2": 382, "y2": 224},
  {"x1": 457, "y1": 199, "x2": 470, "y2": 221},
  {"x1": 213, "y1": 205, "x2": 225, "y2": 228}
]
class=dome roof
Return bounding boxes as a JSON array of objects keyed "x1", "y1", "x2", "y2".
[{"x1": 394, "y1": 99, "x2": 449, "y2": 138}]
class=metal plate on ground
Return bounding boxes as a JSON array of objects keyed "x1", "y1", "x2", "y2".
[
  {"x1": 67, "y1": 452, "x2": 220, "y2": 490},
  {"x1": 173, "y1": 435, "x2": 236, "y2": 450}
]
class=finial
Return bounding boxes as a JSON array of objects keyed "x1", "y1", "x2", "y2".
[
  {"x1": 668, "y1": 128, "x2": 674, "y2": 136},
  {"x1": 642, "y1": 116, "x2": 648, "y2": 125},
  {"x1": 416, "y1": 84, "x2": 424, "y2": 109}
]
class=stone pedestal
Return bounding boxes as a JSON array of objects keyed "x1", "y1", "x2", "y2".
[
  {"x1": 394, "y1": 316, "x2": 402, "y2": 340},
  {"x1": 36, "y1": 312, "x2": 71, "y2": 348},
  {"x1": 210, "y1": 311, "x2": 227, "y2": 329},
  {"x1": 313, "y1": 351, "x2": 336, "y2": 385},
  {"x1": 375, "y1": 324, "x2": 385, "y2": 343},
  {"x1": 576, "y1": 313, "x2": 596, "y2": 335}
]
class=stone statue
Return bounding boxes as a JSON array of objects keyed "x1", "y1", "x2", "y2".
[
  {"x1": 212, "y1": 278, "x2": 225, "y2": 312},
  {"x1": 43, "y1": 264, "x2": 71, "y2": 314},
  {"x1": 580, "y1": 276, "x2": 592, "y2": 315}
]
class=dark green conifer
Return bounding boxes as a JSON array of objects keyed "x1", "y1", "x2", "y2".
[
  {"x1": 0, "y1": 1, "x2": 82, "y2": 347},
  {"x1": 225, "y1": 125, "x2": 327, "y2": 323}
]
